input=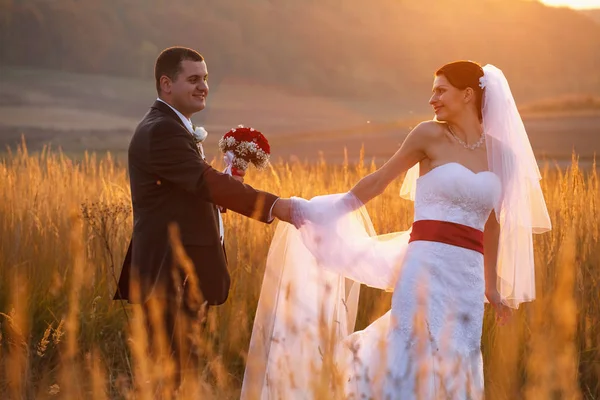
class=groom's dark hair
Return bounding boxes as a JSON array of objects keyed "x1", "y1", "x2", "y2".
[{"x1": 155, "y1": 46, "x2": 204, "y2": 94}]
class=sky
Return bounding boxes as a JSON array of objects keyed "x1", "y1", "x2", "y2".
[{"x1": 539, "y1": 0, "x2": 600, "y2": 8}]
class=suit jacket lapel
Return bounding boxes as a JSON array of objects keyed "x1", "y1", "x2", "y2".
[
  {"x1": 151, "y1": 101, "x2": 222, "y2": 248},
  {"x1": 150, "y1": 100, "x2": 203, "y2": 158}
]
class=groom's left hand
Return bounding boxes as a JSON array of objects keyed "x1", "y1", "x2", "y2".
[{"x1": 232, "y1": 170, "x2": 246, "y2": 183}]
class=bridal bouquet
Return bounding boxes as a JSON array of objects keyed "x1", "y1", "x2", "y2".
[{"x1": 218, "y1": 125, "x2": 270, "y2": 177}]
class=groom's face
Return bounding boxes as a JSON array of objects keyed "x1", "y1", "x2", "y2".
[{"x1": 168, "y1": 60, "x2": 209, "y2": 117}]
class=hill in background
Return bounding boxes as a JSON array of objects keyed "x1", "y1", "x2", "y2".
[
  {"x1": 1, "y1": 0, "x2": 600, "y2": 114},
  {"x1": 0, "y1": 0, "x2": 599, "y2": 165}
]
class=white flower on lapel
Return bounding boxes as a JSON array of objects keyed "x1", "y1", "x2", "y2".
[{"x1": 192, "y1": 126, "x2": 208, "y2": 142}]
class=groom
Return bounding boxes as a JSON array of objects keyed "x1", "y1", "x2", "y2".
[{"x1": 113, "y1": 46, "x2": 292, "y2": 381}]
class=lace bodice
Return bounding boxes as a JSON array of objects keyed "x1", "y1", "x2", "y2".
[{"x1": 414, "y1": 162, "x2": 501, "y2": 230}]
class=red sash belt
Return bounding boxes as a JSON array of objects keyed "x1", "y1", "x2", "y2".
[{"x1": 409, "y1": 220, "x2": 484, "y2": 255}]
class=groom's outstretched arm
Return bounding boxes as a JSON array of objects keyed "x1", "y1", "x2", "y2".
[{"x1": 149, "y1": 120, "x2": 278, "y2": 223}]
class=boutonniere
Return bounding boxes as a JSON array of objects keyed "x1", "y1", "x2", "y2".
[{"x1": 192, "y1": 126, "x2": 208, "y2": 143}]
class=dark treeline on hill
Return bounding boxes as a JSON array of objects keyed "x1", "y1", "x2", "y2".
[{"x1": 1, "y1": 0, "x2": 600, "y2": 109}]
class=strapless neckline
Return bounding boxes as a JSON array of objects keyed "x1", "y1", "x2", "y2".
[{"x1": 418, "y1": 162, "x2": 497, "y2": 181}]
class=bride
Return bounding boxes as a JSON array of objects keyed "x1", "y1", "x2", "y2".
[{"x1": 240, "y1": 61, "x2": 552, "y2": 399}]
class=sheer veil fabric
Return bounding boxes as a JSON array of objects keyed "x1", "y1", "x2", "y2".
[{"x1": 240, "y1": 195, "x2": 412, "y2": 398}]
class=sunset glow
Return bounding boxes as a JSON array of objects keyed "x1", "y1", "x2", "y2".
[{"x1": 540, "y1": 0, "x2": 600, "y2": 8}]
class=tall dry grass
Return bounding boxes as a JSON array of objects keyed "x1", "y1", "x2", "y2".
[{"x1": 0, "y1": 141, "x2": 598, "y2": 399}]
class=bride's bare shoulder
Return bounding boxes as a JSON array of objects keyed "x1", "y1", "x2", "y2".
[{"x1": 408, "y1": 120, "x2": 447, "y2": 141}]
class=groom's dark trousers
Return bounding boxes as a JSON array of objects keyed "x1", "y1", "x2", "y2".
[{"x1": 113, "y1": 100, "x2": 278, "y2": 384}]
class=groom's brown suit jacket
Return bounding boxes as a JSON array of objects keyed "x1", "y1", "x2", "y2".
[{"x1": 114, "y1": 100, "x2": 278, "y2": 306}]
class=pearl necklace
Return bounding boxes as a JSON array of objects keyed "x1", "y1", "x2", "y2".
[{"x1": 447, "y1": 124, "x2": 485, "y2": 150}]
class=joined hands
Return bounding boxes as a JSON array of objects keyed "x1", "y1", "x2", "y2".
[{"x1": 271, "y1": 192, "x2": 363, "y2": 229}]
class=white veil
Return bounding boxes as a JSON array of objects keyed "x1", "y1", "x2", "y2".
[
  {"x1": 240, "y1": 194, "x2": 411, "y2": 399},
  {"x1": 400, "y1": 64, "x2": 552, "y2": 308}
]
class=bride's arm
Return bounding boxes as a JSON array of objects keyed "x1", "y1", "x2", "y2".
[
  {"x1": 483, "y1": 211, "x2": 501, "y2": 294},
  {"x1": 484, "y1": 211, "x2": 512, "y2": 324},
  {"x1": 349, "y1": 121, "x2": 436, "y2": 204}
]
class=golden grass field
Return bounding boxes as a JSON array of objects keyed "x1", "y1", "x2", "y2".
[{"x1": 0, "y1": 140, "x2": 599, "y2": 399}]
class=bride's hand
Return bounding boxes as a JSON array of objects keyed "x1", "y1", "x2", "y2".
[
  {"x1": 290, "y1": 197, "x2": 310, "y2": 228},
  {"x1": 485, "y1": 289, "x2": 512, "y2": 326}
]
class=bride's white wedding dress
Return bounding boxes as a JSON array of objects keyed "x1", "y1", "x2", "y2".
[
  {"x1": 241, "y1": 64, "x2": 552, "y2": 400},
  {"x1": 241, "y1": 161, "x2": 501, "y2": 400},
  {"x1": 346, "y1": 162, "x2": 500, "y2": 399}
]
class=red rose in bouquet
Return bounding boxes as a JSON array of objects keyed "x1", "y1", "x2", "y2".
[{"x1": 218, "y1": 125, "x2": 271, "y2": 176}]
